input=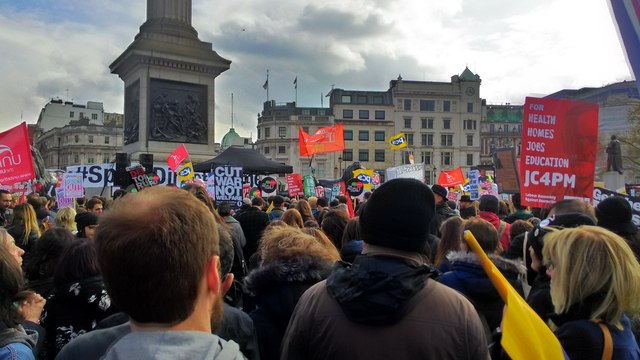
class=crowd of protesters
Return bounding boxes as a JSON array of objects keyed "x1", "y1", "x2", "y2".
[{"x1": 1, "y1": 182, "x2": 640, "y2": 359}]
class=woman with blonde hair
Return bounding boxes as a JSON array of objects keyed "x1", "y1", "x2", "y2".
[
  {"x1": 244, "y1": 226, "x2": 340, "y2": 360},
  {"x1": 281, "y1": 209, "x2": 304, "y2": 229},
  {"x1": 54, "y1": 207, "x2": 77, "y2": 233},
  {"x1": 8, "y1": 203, "x2": 41, "y2": 265},
  {"x1": 543, "y1": 226, "x2": 640, "y2": 359}
]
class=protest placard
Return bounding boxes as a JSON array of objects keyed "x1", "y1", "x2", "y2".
[
  {"x1": 493, "y1": 147, "x2": 520, "y2": 193},
  {"x1": 385, "y1": 164, "x2": 425, "y2": 182},
  {"x1": 62, "y1": 173, "x2": 84, "y2": 198},
  {"x1": 213, "y1": 166, "x2": 243, "y2": 208},
  {"x1": 286, "y1": 174, "x2": 304, "y2": 197},
  {"x1": 593, "y1": 187, "x2": 640, "y2": 227}
]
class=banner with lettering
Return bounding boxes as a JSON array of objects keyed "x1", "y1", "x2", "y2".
[
  {"x1": 593, "y1": 187, "x2": 640, "y2": 227},
  {"x1": 468, "y1": 170, "x2": 480, "y2": 201},
  {"x1": 212, "y1": 166, "x2": 243, "y2": 208},
  {"x1": 286, "y1": 174, "x2": 304, "y2": 197},
  {"x1": 55, "y1": 187, "x2": 74, "y2": 209},
  {"x1": 127, "y1": 164, "x2": 154, "y2": 191},
  {"x1": 62, "y1": 173, "x2": 84, "y2": 198},
  {"x1": 520, "y1": 97, "x2": 599, "y2": 208},
  {"x1": 353, "y1": 169, "x2": 374, "y2": 191},
  {"x1": 438, "y1": 168, "x2": 465, "y2": 187},
  {"x1": 0, "y1": 123, "x2": 35, "y2": 185},
  {"x1": 385, "y1": 164, "x2": 425, "y2": 182}
]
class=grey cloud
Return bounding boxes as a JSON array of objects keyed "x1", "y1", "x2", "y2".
[{"x1": 295, "y1": 4, "x2": 393, "y2": 39}]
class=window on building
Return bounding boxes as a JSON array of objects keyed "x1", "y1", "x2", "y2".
[
  {"x1": 341, "y1": 95, "x2": 352, "y2": 103},
  {"x1": 103, "y1": 154, "x2": 110, "y2": 163},
  {"x1": 79, "y1": 112, "x2": 84, "y2": 119},
  {"x1": 343, "y1": 109, "x2": 353, "y2": 119},
  {"x1": 344, "y1": 130, "x2": 353, "y2": 140},
  {"x1": 467, "y1": 102, "x2": 473, "y2": 113},
  {"x1": 407, "y1": 133, "x2": 414, "y2": 146},
  {"x1": 420, "y1": 100, "x2": 435, "y2": 111},
  {"x1": 278, "y1": 127, "x2": 286, "y2": 138},
  {"x1": 88, "y1": 156, "x2": 94, "y2": 164},
  {"x1": 301, "y1": 109, "x2": 311, "y2": 116},
  {"x1": 258, "y1": 128, "x2": 261, "y2": 139},
  {"x1": 265, "y1": 127, "x2": 271, "y2": 138},
  {"x1": 490, "y1": 124, "x2": 495, "y2": 133},
  {"x1": 425, "y1": 170, "x2": 433, "y2": 185},
  {"x1": 374, "y1": 131, "x2": 385, "y2": 141},
  {"x1": 278, "y1": 145, "x2": 286, "y2": 154},
  {"x1": 402, "y1": 151, "x2": 411, "y2": 164},
  {"x1": 105, "y1": 136, "x2": 110, "y2": 144},
  {"x1": 374, "y1": 110, "x2": 385, "y2": 120},
  {"x1": 74, "y1": 135, "x2": 79, "y2": 143},
  {"x1": 88, "y1": 135, "x2": 94, "y2": 144},
  {"x1": 421, "y1": 151, "x2": 433, "y2": 165},
  {"x1": 466, "y1": 153, "x2": 474, "y2": 166},
  {"x1": 359, "y1": 149, "x2": 369, "y2": 162},
  {"x1": 375, "y1": 149, "x2": 385, "y2": 162},
  {"x1": 302, "y1": 126, "x2": 309, "y2": 133},
  {"x1": 464, "y1": 119, "x2": 477, "y2": 130},
  {"x1": 69, "y1": 111, "x2": 74, "y2": 118},
  {"x1": 318, "y1": 109, "x2": 326, "y2": 116},
  {"x1": 373, "y1": 96, "x2": 383, "y2": 104},
  {"x1": 404, "y1": 99, "x2": 412, "y2": 111},
  {"x1": 421, "y1": 118, "x2": 434, "y2": 129},
  {"x1": 74, "y1": 154, "x2": 80, "y2": 163},
  {"x1": 264, "y1": 147, "x2": 270, "y2": 154},
  {"x1": 404, "y1": 117, "x2": 412, "y2": 129},
  {"x1": 421, "y1": 133, "x2": 434, "y2": 146},
  {"x1": 357, "y1": 96, "x2": 367, "y2": 104},
  {"x1": 359, "y1": 110, "x2": 369, "y2": 119},
  {"x1": 441, "y1": 134, "x2": 453, "y2": 146},
  {"x1": 441, "y1": 152, "x2": 452, "y2": 166},
  {"x1": 443, "y1": 119, "x2": 451, "y2": 129},
  {"x1": 343, "y1": 149, "x2": 353, "y2": 161},
  {"x1": 359, "y1": 131, "x2": 369, "y2": 141},
  {"x1": 91, "y1": 113, "x2": 98, "y2": 120},
  {"x1": 466, "y1": 134, "x2": 473, "y2": 146},
  {"x1": 443, "y1": 100, "x2": 451, "y2": 112}
]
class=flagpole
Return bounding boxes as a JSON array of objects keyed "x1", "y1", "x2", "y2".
[{"x1": 266, "y1": 69, "x2": 269, "y2": 102}]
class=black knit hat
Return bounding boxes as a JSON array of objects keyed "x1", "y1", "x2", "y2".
[
  {"x1": 430, "y1": 184, "x2": 448, "y2": 199},
  {"x1": 359, "y1": 178, "x2": 435, "y2": 252},
  {"x1": 460, "y1": 194, "x2": 472, "y2": 203},
  {"x1": 75, "y1": 212, "x2": 99, "y2": 231},
  {"x1": 479, "y1": 195, "x2": 499, "y2": 214},
  {"x1": 596, "y1": 196, "x2": 637, "y2": 235}
]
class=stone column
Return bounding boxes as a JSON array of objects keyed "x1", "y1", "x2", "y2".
[{"x1": 147, "y1": 0, "x2": 191, "y2": 24}]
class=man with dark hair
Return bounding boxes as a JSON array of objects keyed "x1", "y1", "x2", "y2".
[
  {"x1": 477, "y1": 195, "x2": 511, "y2": 251},
  {"x1": 505, "y1": 193, "x2": 532, "y2": 224},
  {"x1": 94, "y1": 186, "x2": 243, "y2": 359},
  {"x1": 234, "y1": 197, "x2": 270, "y2": 264},
  {"x1": 314, "y1": 197, "x2": 329, "y2": 224},
  {"x1": 86, "y1": 198, "x2": 104, "y2": 217},
  {"x1": 281, "y1": 179, "x2": 488, "y2": 359},
  {"x1": 268, "y1": 195, "x2": 285, "y2": 222},
  {"x1": 459, "y1": 195, "x2": 477, "y2": 219},
  {"x1": 0, "y1": 189, "x2": 13, "y2": 226},
  {"x1": 430, "y1": 184, "x2": 457, "y2": 236},
  {"x1": 75, "y1": 212, "x2": 99, "y2": 240}
]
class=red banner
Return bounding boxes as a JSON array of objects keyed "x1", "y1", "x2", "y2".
[
  {"x1": 167, "y1": 144, "x2": 189, "y2": 171},
  {"x1": 299, "y1": 124, "x2": 345, "y2": 156},
  {"x1": 0, "y1": 123, "x2": 35, "y2": 186},
  {"x1": 438, "y1": 168, "x2": 465, "y2": 187},
  {"x1": 286, "y1": 173, "x2": 304, "y2": 197},
  {"x1": 520, "y1": 97, "x2": 599, "y2": 208}
]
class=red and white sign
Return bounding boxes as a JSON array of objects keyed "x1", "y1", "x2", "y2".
[
  {"x1": 520, "y1": 97, "x2": 599, "y2": 208},
  {"x1": 62, "y1": 173, "x2": 84, "y2": 198},
  {"x1": 0, "y1": 123, "x2": 35, "y2": 186},
  {"x1": 286, "y1": 173, "x2": 304, "y2": 197},
  {"x1": 167, "y1": 144, "x2": 189, "y2": 171},
  {"x1": 438, "y1": 168, "x2": 465, "y2": 187}
]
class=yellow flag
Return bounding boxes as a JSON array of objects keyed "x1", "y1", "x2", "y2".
[
  {"x1": 266, "y1": 202, "x2": 274, "y2": 214},
  {"x1": 389, "y1": 133, "x2": 408, "y2": 150},
  {"x1": 463, "y1": 231, "x2": 567, "y2": 360},
  {"x1": 177, "y1": 162, "x2": 195, "y2": 184},
  {"x1": 353, "y1": 169, "x2": 374, "y2": 191}
]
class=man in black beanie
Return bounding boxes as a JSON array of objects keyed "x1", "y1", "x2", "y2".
[
  {"x1": 595, "y1": 196, "x2": 640, "y2": 260},
  {"x1": 75, "y1": 212, "x2": 99, "y2": 240},
  {"x1": 281, "y1": 179, "x2": 488, "y2": 360},
  {"x1": 430, "y1": 184, "x2": 458, "y2": 236},
  {"x1": 477, "y1": 194, "x2": 511, "y2": 251}
]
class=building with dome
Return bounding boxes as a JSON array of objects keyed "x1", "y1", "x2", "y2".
[{"x1": 220, "y1": 127, "x2": 253, "y2": 149}]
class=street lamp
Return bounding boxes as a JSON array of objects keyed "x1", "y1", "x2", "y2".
[
  {"x1": 433, "y1": 166, "x2": 437, "y2": 185},
  {"x1": 338, "y1": 155, "x2": 343, "y2": 174}
]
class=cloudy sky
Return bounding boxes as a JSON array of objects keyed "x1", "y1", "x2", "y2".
[{"x1": 0, "y1": 0, "x2": 632, "y2": 141}]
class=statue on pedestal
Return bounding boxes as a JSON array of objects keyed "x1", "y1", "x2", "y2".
[{"x1": 606, "y1": 134, "x2": 623, "y2": 174}]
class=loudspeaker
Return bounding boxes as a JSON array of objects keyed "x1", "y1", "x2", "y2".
[
  {"x1": 139, "y1": 153, "x2": 154, "y2": 174},
  {"x1": 114, "y1": 153, "x2": 131, "y2": 188}
]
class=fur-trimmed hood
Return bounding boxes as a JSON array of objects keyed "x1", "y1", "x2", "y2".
[
  {"x1": 243, "y1": 255, "x2": 333, "y2": 297},
  {"x1": 446, "y1": 251, "x2": 526, "y2": 275}
]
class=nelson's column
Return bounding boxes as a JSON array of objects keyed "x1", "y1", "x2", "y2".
[{"x1": 110, "y1": 0, "x2": 230, "y2": 163}]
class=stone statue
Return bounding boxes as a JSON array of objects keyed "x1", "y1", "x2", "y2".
[{"x1": 606, "y1": 134, "x2": 623, "y2": 174}]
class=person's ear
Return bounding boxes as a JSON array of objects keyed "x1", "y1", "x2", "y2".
[
  {"x1": 221, "y1": 273, "x2": 234, "y2": 296},
  {"x1": 206, "y1": 256, "x2": 221, "y2": 295}
]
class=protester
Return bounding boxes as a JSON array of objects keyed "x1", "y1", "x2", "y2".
[
  {"x1": 319, "y1": 209, "x2": 350, "y2": 250},
  {"x1": 504, "y1": 193, "x2": 533, "y2": 224},
  {"x1": 235, "y1": 197, "x2": 270, "y2": 265},
  {"x1": 543, "y1": 226, "x2": 640, "y2": 359},
  {"x1": 36, "y1": 208, "x2": 53, "y2": 234},
  {"x1": 281, "y1": 179, "x2": 488, "y2": 359},
  {"x1": 476, "y1": 195, "x2": 510, "y2": 252},
  {"x1": 498, "y1": 200, "x2": 510, "y2": 220},
  {"x1": 509, "y1": 219, "x2": 533, "y2": 241},
  {"x1": 0, "y1": 189, "x2": 13, "y2": 226},
  {"x1": 217, "y1": 202, "x2": 248, "y2": 287},
  {"x1": 85, "y1": 198, "x2": 104, "y2": 217},
  {"x1": 8, "y1": 203, "x2": 41, "y2": 266},
  {"x1": 595, "y1": 196, "x2": 640, "y2": 261},
  {"x1": 339, "y1": 218, "x2": 362, "y2": 263},
  {"x1": 433, "y1": 216, "x2": 465, "y2": 271},
  {"x1": 54, "y1": 207, "x2": 77, "y2": 234},
  {"x1": 25, "y1": 228, "x2": 76, "y2": 299},
  {"x1": 94, "y1": 186, "x2": 243, "y2": 359},
  {"x1": 459, "y1": 194, "x2": 477, "y2": 219},
  {"x1": 301, "y1": 227, "x2": 340, "y2": 256},
  {"x1": 308, "y1": 196, "x2": 318, "y2": 217},
  {"x1": 74, "y1": 212, "x2": 99, "y2": 240},
  {"x1": 295, "y1": 199, "x2": 315, "y2": 224},
  {"x1": 314, "y1": 197, "x2": 329, "y2": 224},
  {"x1": 430, "y1": 184, "x2": 457, "y2": 236},
  {"x1": 244, "y1": 226, "x2": 339, "y2": 360},
  {"x1": 438, "y1": 218, "x2": 525, "y2": 337},
  {"x1": 41, "y1": 238, "x2": 117, "y2": 359},
  {"x1": 268, "y1": 195, "x2": 285, "y2": 222},
  {"x1": 281, "y1": 209, "x2": 304, "y2": 228}
]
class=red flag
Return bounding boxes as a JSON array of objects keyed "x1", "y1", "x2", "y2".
[
  {"x1": 167, "y1": 144, "x2": 189, "y2": 171},
  {"x1": 0, "y1": 122, "x2": 35, "y2": 186},
  {"x1": 520, "y1": 97, "x2": 598, "y2": 208},
  {"x1": 286, "y1": 173, "x2": 304, "y2": 197},
  {"x1": 337, "y1": 181, "x2": 355, "y2": 218},
  {"x1": 299, "y1": 124, "x2": 345, "y2": 156},
  {"x1": 438, "y1": 168, "x2": 465, "y2": 187}
]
